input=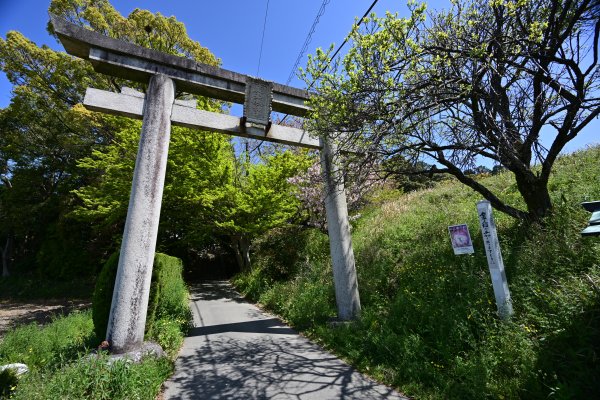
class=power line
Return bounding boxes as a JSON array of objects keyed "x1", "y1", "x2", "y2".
[
  {"x1": 281, "y1": 0, "x2": 381, "y2": 124},
  {"x1": 286, "y1": 0, "x2": 331, "y2": 85},
  {"x1": 308, "y1": 0, "x2": 380, "y2": 90},
  {"x1": 256, "y1": 0, "x2": 271, "y2": 76}
]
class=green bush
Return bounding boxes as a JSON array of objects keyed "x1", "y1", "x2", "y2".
[
  {"x1": 92, "y1": 252, "x2": 120, "y2": 340},
  {"x1": 151, "y1": 318, "x2": 184, "y2": 359},
  {"x1": 150, "y1": 253, "x2": 192, "y2": 334},
  {"x1": 234, "y1": 227, "x2": 330, "y2": 302},
  {"x1": 92, "y1": 252, "x2": 191, "y2": 341}
]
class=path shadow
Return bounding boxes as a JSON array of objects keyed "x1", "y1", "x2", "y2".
[
  {"x1": 166, "y1": 280, "x2": 407, "y2": 399},
  {"x1": 188, "y1": 318, "x2": 296, "y2": 336},
  {"x1": 168, "y1": 335, "x2": 405, "y2": 400},
  {"x1": 188, "y1": 281, "x2": 246, "y2": 303}
]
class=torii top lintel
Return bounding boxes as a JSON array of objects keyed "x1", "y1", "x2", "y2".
[{"x1": 50, "y1": 15, "x2": 311, "y2": 117}]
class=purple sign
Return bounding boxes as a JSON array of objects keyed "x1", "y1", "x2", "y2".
[{"x1": 448, "y1": 224, "x2": 474, "y2": 255}]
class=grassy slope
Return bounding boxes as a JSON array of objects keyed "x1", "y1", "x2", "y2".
[{"x1": 233, "y1": 146, "x2": 600, "y2": 400}]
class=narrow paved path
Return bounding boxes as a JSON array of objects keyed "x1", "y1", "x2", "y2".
[{"x1": 163, "y1": 281, "x2": 407, "y2": 400}]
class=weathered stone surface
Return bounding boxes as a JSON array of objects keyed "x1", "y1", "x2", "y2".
[
  {"x1": 0, "y1": 363, "x2": 29, "y2": 376},
  {"x1": 244, "y1": 77, "x2": 273, "y2": 126},
  {"x1": 121, "y1": 87, "x2": 144, "y2": 98},
  {"x1": 83, "y1": 88, "x2": 321, "y2": 149},
  {"x1": 106, "y1": 341, "x2": 165, "y2": 364},
  {"x1": 106, "y1": 74, "x2": 175, "y2": 353},
  {"x1": 85, "y1": 341, "x2": 165, "y2": 364},
  {"x1": 49, "y1": 15, "x2": 310, "y2": 116},
  {"x1": 174, "y1": 98, "x2": 197, "y2": 108},
  {"x1": 320, "y1": 138, "x2": 361, "y2": 320}
]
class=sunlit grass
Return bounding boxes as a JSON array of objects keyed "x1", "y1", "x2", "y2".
[{"x1": 234, "y1": 146, "x2": 600, "y2": 399}]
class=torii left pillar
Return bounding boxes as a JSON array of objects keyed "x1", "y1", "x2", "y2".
[{"x1": 106, "y1": 74, "x2": 174, "y2": 353}]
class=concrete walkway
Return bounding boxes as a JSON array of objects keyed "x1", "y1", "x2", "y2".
[{"x1": 163, "y1": 281, "x2": 407, "y2": 400}]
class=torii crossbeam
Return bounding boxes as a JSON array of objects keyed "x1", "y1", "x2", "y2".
[{"x1": 51, "y1": 15, "x2": 361, "y2": 355}]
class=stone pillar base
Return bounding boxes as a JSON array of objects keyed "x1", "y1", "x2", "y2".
[{"x1": 91, "y1": 341, "x2": 165, "y2": 364}]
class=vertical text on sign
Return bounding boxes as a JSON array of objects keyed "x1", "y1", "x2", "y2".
[{"x1": 476, "y1": 200, "x2": 513, "y2": 320}]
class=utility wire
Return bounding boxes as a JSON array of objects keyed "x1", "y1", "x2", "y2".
[
  {"x1": 256, "y1": 0, "x2": 271, "y2": 76},
  {"x1": 307, "y1": 0, "x2": 380, "y2": 90},
  {"x1": 281, "y1": 0, "x2": 381, "y2": 124},
  {"x1": 286, "y1": 0, "x2": 331, "y2": 85}
]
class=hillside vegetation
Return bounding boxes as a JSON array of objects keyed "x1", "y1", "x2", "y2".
[{"x1": 233, "y1": 146, "x2": 600, "y2": 399}]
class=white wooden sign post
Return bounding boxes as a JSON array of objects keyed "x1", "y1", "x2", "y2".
[{"x1": 477, "y1": 200, "x2": 513, "y2": 320}]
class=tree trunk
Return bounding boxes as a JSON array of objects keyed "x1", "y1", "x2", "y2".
[
  {"x1": 2, "y1": 235, "x2": 12, "y2": 278},
  {"x1": 231, "y1": 235, "x2": 245, "y2": 271},
  {"x1": 239, "y1": 236, "x2": 251, "y2": 271},
  {"x1": 515, "y1": 173, "x2": 553, "y2": 222}
]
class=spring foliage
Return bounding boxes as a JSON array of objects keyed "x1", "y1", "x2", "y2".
[
  {"x1": 304, "y1": 0, "x2": 600, "y2": 222},
  {"x1": 1, "y1": 0, "x2": 313, "y2": 278}
]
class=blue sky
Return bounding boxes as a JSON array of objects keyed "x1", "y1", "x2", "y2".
[{"x1": 0, "y1": 0, "x2": 597, "y2": 154}]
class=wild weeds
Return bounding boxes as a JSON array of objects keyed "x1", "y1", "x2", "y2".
[{"x1": 234, "y1": 147, "x2": 600, "y2": 399}]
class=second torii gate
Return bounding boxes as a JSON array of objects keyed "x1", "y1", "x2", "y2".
[{"x1": 51, "y1": 16, "x2": 361, "y2": 354}]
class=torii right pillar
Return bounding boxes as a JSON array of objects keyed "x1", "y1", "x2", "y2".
[{"x1": 320, "y1": 137, "x2": 361, "y2": 320}]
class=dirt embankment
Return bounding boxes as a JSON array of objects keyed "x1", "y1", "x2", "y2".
[{"x1": 0, "y1": 299, "x2": 90, "y2": 338}]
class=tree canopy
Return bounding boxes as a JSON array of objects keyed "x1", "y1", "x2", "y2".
[
  {"x1": 304, "y1": 0, "x2": 600, "y2": 221},
  {"x1": 0, "y1": 0, "x2": 311, "y2": 277}
]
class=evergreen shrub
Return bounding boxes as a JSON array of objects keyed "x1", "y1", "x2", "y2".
[
  {"x1": 92, "y1": 252, "x2": 120, "y2": 340},
  {"x1": 92, "y1": 252, "x2": 191, "y2": 341}
]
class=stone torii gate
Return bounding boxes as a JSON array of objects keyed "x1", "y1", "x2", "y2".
[{"x1": 51, "y1": 16, "x2": 361, "y2": 354}]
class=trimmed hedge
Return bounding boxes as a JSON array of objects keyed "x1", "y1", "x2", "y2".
[
  {"x1": 92, "y1": 252, "x2": 191, "y2": 340},
  {"x1": 92, "y1": 252, "x2": 119, "y2": 340},
  {"x1": 151, "y1": 254, "x2": 192, "y2": 330}
]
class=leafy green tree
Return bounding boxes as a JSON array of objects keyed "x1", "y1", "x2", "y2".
[
  {"x1": 218, "y1": 150, "x2": 312, "y2": 270},
  {"x1": 1, "y1": 0, "x2": 314, "y2": 277},
  {"x1": 0, "y1": 0, "x2": 223, "y2": 276},
  {"x1": 72, "y1": 120, "x2": 236, "y2": 257},
  {"x1": 53, "y1": 0, "x2": 312, "y2": 271},
  {"x1": 304, "y1": 0, "x2": 600, "y2": 222},
  {"x1": 0, "y1": 28, "x2": 113, "y2": 277},
  {"x1": 74, "y1": 127, "x2": 312, "y2": 272},
  {"x1": 48, "y1": 0, "x2": 218, "y2": 63}
]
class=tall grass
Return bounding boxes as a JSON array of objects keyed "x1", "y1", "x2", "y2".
[
  {"x1": 12, "y1": 354, "x2": 171, "y2": 400},
  {"x1": 234, "y1": 146, "x2": 600, "y2": 399},
  {"x1": 0, "y1": 311, "x2": 95, "y2": 371},
  {"x1": 0, "y1": 311, "x2": 176, "y2": 400},
  {"x1": 1, "y1": 253, "x2": 193, "y2": 399}
]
